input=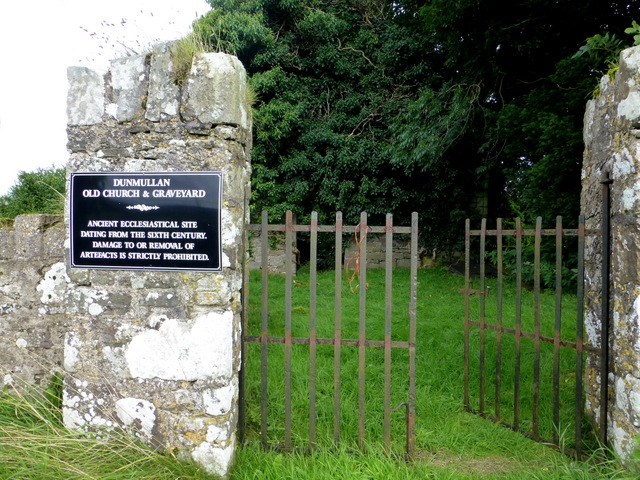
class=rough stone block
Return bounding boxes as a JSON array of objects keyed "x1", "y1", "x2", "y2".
[
  {"x1": 140, "y1": 290, "x2": 181, "y2": 308},
  {"x1": 67, "y1": 67, "x2": 105, "y2": 126},
  {"x1": 146, "y1": 43, "x2": 180, "y2": 121},
  {"x1": 107, "y1": 55, "x2": 148, "y2": 122},
  {"x1": 182, "y1": 52, "x2": 250, "y2": 129},
  {"x1": 124, "y1": 311, "x2": 234, "y2": 382}
]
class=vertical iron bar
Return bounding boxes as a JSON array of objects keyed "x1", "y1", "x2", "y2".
[
  {"x1": 407, "y1": 211, "x2": 418, "y2": 459},
  {"x1": 513, "y1": 218, "x2": 523, "y2": 431},
  {"x1": 384, "y1": 214, "x2": 393, "y2": 451},
  {"x1": 260, "y1": 210, "x2": 269, "y2": 448},
  {"x1": 309, "y1": 212, "x2": 318, "y2": 448},
  {"x1": 334, "y1": 212, "x2": 343, "y2": 444},
  {"x1": 553, "y1": 216, "x2": 563, "y2": 446},
  {"x1": 532, "y1": 217, "x2": 542, "y2": 440},
  {"x1": 600, "y1": 172, "x2": 612, "y2": 445},
  {"x1": 575, "y1": 215, "x2": 586, "y2": 458},
  {"x1": 358, "y1": 212, "x2": 368, "y2": 450},
  {"x1": 479, "y1": 218, "x2": 487, "y2": 416},
  {"x1": 495, "y1": 218, "x2": 503, "y2": 422},
  {"x1": 463, "y1": 219, "x2": 471, "y2": 410},
  {"x1": 239, "y1": 215, "x2": 249, "y2": 443},
  {"x1": 284, "y1": 210, "x2": 293, "y2": 449}
]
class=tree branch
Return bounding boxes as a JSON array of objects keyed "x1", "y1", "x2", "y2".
[{"x1": 337, "y1": 38, "x2": 376, "y2": 68}]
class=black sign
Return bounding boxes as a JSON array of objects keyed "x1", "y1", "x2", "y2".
[{"x1": 70, "y1": 172, "x2": 222, "y2": 271}]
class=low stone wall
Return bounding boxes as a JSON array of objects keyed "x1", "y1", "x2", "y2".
[
  {"x1": 247, "y1": 231, "x2": 414, "y2": 273},
  {"x1": 343, "y1": 234, "x2": 413, "y2": 270},
  {"x1": 0, "y1": 211, "x2": 245, "y2": 477},
  {"x1": 247, "y1": 232, "x2": 297, "y2": 273},
  {"x1": 0, "y1": 215, "x2": 66, "y2": 387}
]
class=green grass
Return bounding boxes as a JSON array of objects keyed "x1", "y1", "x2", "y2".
[
  {"x1": 237, "y1": 265, "x2": 635, "y2": 479},
  {"x1": 1, "y1": 266, "x2": 637, "y2": 479},
  {"x1": 464, "y1": 271, "x2": 587, "y2": 446}
]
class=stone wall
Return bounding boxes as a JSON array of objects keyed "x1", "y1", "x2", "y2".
[
  {"x1": 0, "y1": 215, "x2": 66, "y2": 387},
  {"x1": 247, "y1": 232, "x2": 414, "y2": 273},
  {"x1": 247, "y1": 232, "x2": 298, "y2": 273},
  {"x1": 582, "y1": 45, "x2": 640, "y2": 459},
  {"x1": 62, "y1": 44, "x2": 251, "y2": 476},
  {"x1": 0, "y1": 43, "x2": 251, "y2": 478},
  {"x1": 343, "y1": 234, "x2": 414, "y2": 269}
]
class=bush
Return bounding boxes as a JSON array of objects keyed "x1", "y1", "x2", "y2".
[{"x1": 0, "y1": 167, "x2": 65, "y2": 219}]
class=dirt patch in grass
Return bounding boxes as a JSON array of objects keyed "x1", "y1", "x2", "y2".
[{"x1": 415, "y1": 449, "x2": 526, "y2": 477}]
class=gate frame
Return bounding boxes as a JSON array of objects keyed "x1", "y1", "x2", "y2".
[{"x1": 240, "y1": 210, "x2": 418, "y2": 457}]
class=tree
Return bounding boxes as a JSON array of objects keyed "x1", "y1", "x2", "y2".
[
  {"x1": 195, "y1": 0, "x2": 640, "y2": 257},
  {"x1": 415, "y1": 0, "x2": 640, "y2": 223},
  {"x1": 197, "y1": 0, "x2": 476, "y2": 253},
  {"x1": 0, "y1": 167, "x2": 66, "y2": 219}
]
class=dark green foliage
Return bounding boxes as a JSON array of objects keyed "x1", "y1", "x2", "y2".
[
  {"x1": 200, "y1": 0, "x2": 454, "y2": 245},
  {"x1": 418, "y1": 0, "x2": 639, "y2": 224},
  {"x1": 198, "y1": 0, "x2": 640, "y2": 256},
  {"x1": 485, "y1": 233, "x2": 580, "y2": 291},
  {"x1": 0, "y1": 167, "x2": 66, "y2": 219}
]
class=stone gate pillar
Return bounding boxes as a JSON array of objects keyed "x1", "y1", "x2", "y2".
[
  {"x1": 582, "y1": 45, "x2": 640, "y2": 459},
  {"x1": 59, "y1": 44, "x2": 251, "y2": 476}
]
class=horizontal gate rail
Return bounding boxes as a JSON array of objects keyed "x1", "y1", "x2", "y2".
[
  {"x1": 244, "y1": 336, "x2": 411, "y2": 348},
  {"x1": 463, "y1": 215, "x2": 598, "y2": 459},
  {"x1": 464, "y1": 321, "x2": 598, "y2": 353},
  {"x1": 467, "y1": 228, "x2": 585, "y2": 236},
  {"x1": 246, "y1": 224, "x2": 413, "y2": 234},
  {"x1": 241, "y1": 210, "x2": 418, "y2": 457}
]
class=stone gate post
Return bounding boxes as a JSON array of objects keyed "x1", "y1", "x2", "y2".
[
  {"x1": 582, "y1": 45, "x2": 640, "y2": 459},
  {"x1": 59, "y1": 44, "x2": 251, "y2": 476}
]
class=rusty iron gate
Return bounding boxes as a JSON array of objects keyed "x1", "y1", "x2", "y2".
[
  {"x1": 240, "y1": 211, "x2": 418, "y2": 456},
  {"x1": 462, "y1": 213, "x2": 606, "y2": 458}
]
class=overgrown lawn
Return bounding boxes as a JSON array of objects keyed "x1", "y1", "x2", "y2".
[
  {"x1": 1, "y1": 267, "x2": 637, "y2": 479},
  {"x1": 237, "y1": 265, "x2": 634, "y2": 479}
]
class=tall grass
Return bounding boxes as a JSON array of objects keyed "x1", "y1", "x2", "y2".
[{"x1": 0, "y1": 375, "x2": 214, "y2": 480}]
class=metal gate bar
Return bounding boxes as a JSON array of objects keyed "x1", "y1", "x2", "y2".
[
  {"x1": 408, "y1": 212, "x2": 418, "y2": 456},
  {"x1": 243, "y1": 211, "x2": 418, "y2": 457},
  {"x1": 574, "y1": 217, "x2": 586, "y2": 456},
  {"x1": 357, "y1": 212, "x2": 367, "y2": 450},
  {"x1": 514, "y1": 217, "x2": 523, "y2": 432},
  {"x1": 479, "y1": 218, "x2": 486, "y2": 416},
  {"x1": 494, "y1": 219, "x2": 503, "y2": 423},
  {"x1": 553, "y1": 216, "x2": 562, "y2": 445},
  {"x1": 333, "y1": 212, "x2": 343, "y2": 444},
  {"x1": 285, "y1": 211, "x2": 294, "y2": 448},
  {"x1": 260, "y1": 210, "x2": 269, "y2": 447},
  {"x1": 384, "y1": 214, "x2": 393, "y2": 449},
  {"x1": 463, "y1": 215, "x2": 598, "y2": 457},
  {"x1": 309, "y1": 212, "x2": 318, "y2": 447},
  {"x1": 532, "y1": 217, "x2": 541, "y2": 440}
]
